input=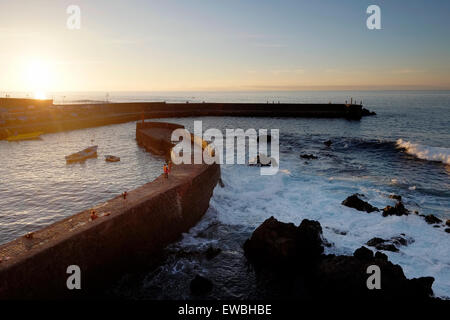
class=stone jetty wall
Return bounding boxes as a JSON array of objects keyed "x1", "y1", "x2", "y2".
[
  {"x1": 0, "y1": 101, "x2": 365, "y2": 139},
  {"x1": 0, "y1": 122, "x2": 220, "y2": 299}
]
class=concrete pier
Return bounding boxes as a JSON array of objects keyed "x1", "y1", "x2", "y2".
[
  {"x1": 0, "y1": 122, "x2": 220, "y2": 299},
  {"x1": 0, "y1": 101, "x2": 368, "y2": 139}
]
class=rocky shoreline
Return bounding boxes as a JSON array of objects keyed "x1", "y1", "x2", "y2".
[
  {"x1": 342, "y1": 193, "x2": 450, "y2": 233},
  {"x1": 242, "y1": 216, "x2": 439, "y2": 300}
]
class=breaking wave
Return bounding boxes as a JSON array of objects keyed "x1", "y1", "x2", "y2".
[{"x1": 396, "y1": 139, "x2": 450, "y2": 165}]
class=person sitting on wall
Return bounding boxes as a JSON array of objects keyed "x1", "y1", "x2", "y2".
[
  {"x1": 90, "y1": 209, "x2": 98, "y2": 221},
  {"x1": 168, "y1": 159, "x2": 173, "y2": 173},
  {"x1": 163, "y1": 163, "x2": 169, "y2": 179}
]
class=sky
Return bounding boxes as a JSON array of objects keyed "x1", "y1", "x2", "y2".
[{"x1": 0, "y1": 0, "x2": 449, "y2": 94}]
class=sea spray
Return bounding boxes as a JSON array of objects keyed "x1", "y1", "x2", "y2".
[{"x1": 396, "y1": 139, "x2": 450, "y2": 165}]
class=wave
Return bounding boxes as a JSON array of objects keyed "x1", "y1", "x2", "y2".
[{"x1": 396, "y1": 139, "x2": 450, "y2": 165}]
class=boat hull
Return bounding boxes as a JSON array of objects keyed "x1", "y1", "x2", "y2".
[
  {"x1": 66, "y1": 146, "x2": 98, "y2": 163},
  {"x1": 105, "y1": 155, "x2": 120, "y2": 162},
  {"x1": 6, "y1": 132, "x2": 43, "y2": 142}
]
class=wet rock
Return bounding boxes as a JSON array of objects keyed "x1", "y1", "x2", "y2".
[
  {"x1": 388, "y1": 194, "x2": 402, "y2": 201},
  {"x1": 296, "y1": 219, "x2": 324, "y2": 260},
  {"x1": 243, "y1": 217, "x2": 324, "y2": 266},
  {"x1": 324, "y1": 140, "x2": 332, "y2": 147},
  {"x1": 314, "y1": 251, "x2": 433, "y2": 300},
  {"x1": 329, "y1": 227, "x2": 347, "y2": 235},
  {"x1": 374, "y1": 251, "x2": 388, "y2": 261},
  {"x1": 366, "y1": 237, "x2": 399, "y2": 252},
  {"x1": 366, "y1": 237, "x2": 385, "y2": 247},
  {"x1": 378, "y1": 244, "x2": 399, "y2": 252},
  {"x1": 243, "y1": 217, "x2": 299, "y2": 265},
  {"x1": 354, "y1": 246, "x2": 373, "y2": 260},
  {"x1": 342, "y1": 194, "x2": 379, "y2": 213},
  {"x1": 446, "y1": 220, "x2": 450, "y2": 227},
  {"x1": 361, "y1": 108, "x2": 376, "y2": 116},
  {"x1": 300, "y1": 154, "x2": 318, "y2": 160},
  {"x1": 382, "y1": 202, "x2": 409, "y2": 217},
  {"x1": 391, "y1": 236, "x2": 410, "y2": 246},
  {"x1": 205, "y1": 246, "x2": 222, "y2": 260},
  {"x1": 366, "y1": 235, "x2": 413, "y2": 252},
  {"x1": 245, "y1": 219, "x2": 436, "y2": 300},
  {"x1": 445, "y1": 228, "x2": 450, "y2": 233},
  {"x1": 190, "y1": 275, "x2": 213, "y2": 295},
  {"x1": 424, "y1": 214, "x2": 442, "y2": 224}
]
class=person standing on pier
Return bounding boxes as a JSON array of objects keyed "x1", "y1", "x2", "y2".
[{"x1": 163, "y1": 163, "x2": 169, "y2": 179}]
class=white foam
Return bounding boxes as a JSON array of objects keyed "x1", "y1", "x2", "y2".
[
  {"x1": 207, "y1": 163, "x2": 450, "y2": 299},
  {"x1": 396, "y1": 139, "x2": 450, "y2": 165}
]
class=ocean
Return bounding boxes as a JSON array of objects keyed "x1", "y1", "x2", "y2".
[{"x1": 0, "y1": 90, "x2": 449, "y2": 298}]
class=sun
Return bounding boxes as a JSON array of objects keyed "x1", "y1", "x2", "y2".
[
  {"x1": 34, "y1": 91, "x2": 47, "y2": 100},
  {"x1": 25, "y1": 59, "x2": 53, "y2": 96}
]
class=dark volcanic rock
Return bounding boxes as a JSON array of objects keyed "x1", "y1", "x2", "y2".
[
  {"x1": 366, "y1": 235, "x2": 413, "y2": 252},
  {"x1": 300, "y1": 154, "x2": 318, "y2": 160},
  {"x1": 244, "y1": 219, "x2": 435, "y2": 300},
  {"x1": 324, "y1": 140, "x2": 332, "y2": 147},
  {"x1": 374, "y1": 251, "x2": 388, "y2": 261},
  {"x1": 391, "y1": 236, "x2": 408, "y2": 246},
  {"x1": 315, "y1": 248, "x2": 433, "y2": 299},
  {"x1": 243, "y1": 217, "x2": 324, "y2": 267},
  {"x1": 329, "y1": 227, "x2": 347, "y2": 235},
  {"x1": 382, "y1": 202, "x2": 409, "y2": 217},
  {"x1": 424, "y1": 214, "x2": 442, "y2": 224},
  {"x1": 445, "y1": 228, "x2": 450, "y2": 233},
  {"x1": 362, "y1": 108, "x2": 376, "y2": 116},
  {"x1": 205, "y1": 246, "x2": 222, "y2": 260},
  {"x1": 243, "y1": 217, "x2": 299, "y2": 265},
  {"x1": 366, "y1": 237, "x2": 386, "y2": 247},
  {"x1": 296, "y1": 219, "x2": 324, "y2": 260},
  {"x1": 354, "y1": 246, "x2": 374, "y2": 260},
  {"x1": 389, "y1": 194, "x2": 402, "y2": 201},
  {"x1": 377, "y1": 244, "x2": 399, "y2": 252},
  {"x1": 342, "y1": 194, "x2": 379, "y2": 213},
  {"x1": 366, "y1": 238, "x2": 399, "y2": 252},
  {"x1": 190, "y1": 275, "x2": 213, "y2": 295}
]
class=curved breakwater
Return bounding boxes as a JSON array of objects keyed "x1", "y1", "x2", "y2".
[{"x1": 0, "y1": 122, "x2": 220, "y2": 299}]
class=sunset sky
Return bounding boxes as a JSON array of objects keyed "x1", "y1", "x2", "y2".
[{"x1": 1, "y1": 0, "x2": 449, "y2": 94}]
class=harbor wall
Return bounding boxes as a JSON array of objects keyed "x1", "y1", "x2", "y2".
[
  {"x1": 0, "y1": 122, "x2": 220, "y2": 299},
  {"x1": 0, "y1": 101, "x2": 365, "y2": 139},
  {"x1": 136, "y1": 121, "x2": 184, "y2": 155}
]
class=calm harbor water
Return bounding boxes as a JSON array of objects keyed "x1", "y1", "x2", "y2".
[
  {"x1": 0, "y1": 121, "x2": 164, "y2": 243},
  {"x1": 0, "y1": 90, "x2": 449, "y2": 298}
]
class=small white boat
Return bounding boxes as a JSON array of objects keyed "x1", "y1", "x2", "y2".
[
  {"x1": 66, "y1": 146, "x2": 98, "y2": 163},
  {"x1": 105, "y1": 155, "x2": 120, "y2": 162}
]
